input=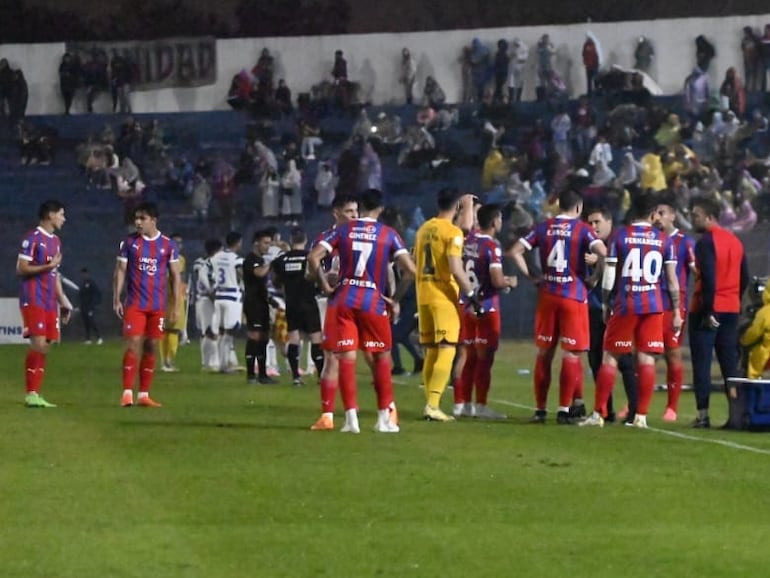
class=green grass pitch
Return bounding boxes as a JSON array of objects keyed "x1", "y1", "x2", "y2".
[{"x1": 2, "y1": 339, "x2": 770, "y2": 578}]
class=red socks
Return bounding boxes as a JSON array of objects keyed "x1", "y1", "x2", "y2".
[
  {"x1": 666, "y1": 362, "x2": 683, "y2": 411},
  {"x1": 460, "y1": 347, "x2": 477, "y2": 403},
  {"x1": 559, "y1": 356, "x2": 581, "y2": 408},
  {"x1": 319, "y1": 377, "x2": 337, "y2": 413},
  {"x1": 24, "y1": 350, "x2": 46, "y2": 393},
  {"x1": 636, "y1": 363, "x2": 656, "y2": 415},
  {"x1": 474, "y1": 351, "x2": 493, "y2": 405},
  {"x1": 594, "y1": 364, "x2": 617, "y2": 417},
  {"x1": 533, "y1": 354, "x2": 552, "y2": 410},
  {"x1": 338, "y1": 358, "x2": 358, "y2": 411},
  {"x1": 139, "y1": 353, "x2": 156, "y2": 393},
  {"x1": 452, "y1": 376, "x2": 465, "y2": 404},
  {"x1": 373, "y1": 356, "x2": 393, "y2": 410},
  {"x1": 122, "y1": 349, "x2": 138, "y2": 390}
]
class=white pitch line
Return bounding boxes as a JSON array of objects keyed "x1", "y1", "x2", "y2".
[
  {"x1": 491, "y1": 398, "x2": 770, "y2": 457},
  {"x1": 645, "y1": 426, "x2": 770, "y2": 456}
]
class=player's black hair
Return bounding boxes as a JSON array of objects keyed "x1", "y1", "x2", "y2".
[
  {"x1": 134, "y1": 201, "x2": 159, "y2": 219},
  {"x1": 477, "y1": 204, "x2": 502, "y2": 230},
  {"x1": 331, "y1": 194, "x2": 357, "y2": 209},
  {"x1": 358, "y1": 188, "x2": 384, "y2": 212},
  {"x1": 584, "y1": 204, "x2": 613, "y2": 222},
  {"x1": 557, "y1": 189, "x2": 583, "y2": 212},
  {"x1": 225, "y1": 231, "x2": 242, "y2": 247},
  {"x1": 657, "y1": 189, "x2": 679, "y2": 211},
  {"x1": 169, "y1": 232, "x2": 182, "y2": 239},
  {"x1": 204, "y1": 238, "x2": 222, "y2": 255},
  {"x1": 38, "y1": 199, "x2": 65, "y2": 220},
  {"x1": 437, "y1": 187, "x2": 461, "y2": 211},
  {"x1": 628, "y1": 191, "x2": 660, "y2": 220},
  {"x1": 290, "y1": 227, "x2": 307, "y2": 246},
  {"x1": 251, "y1": 229, "x2": 271, "y2": 243},
  {"x1": 263, "y1": 226, "x2": 279, "y2": 240},
  {"x1": 691, "y1": 195, "x2": 721, "y2": 220}
]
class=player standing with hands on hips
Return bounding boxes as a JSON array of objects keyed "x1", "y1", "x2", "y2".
[{"x1": 17, "y1": 200, "x2": 74, "y2": 408}]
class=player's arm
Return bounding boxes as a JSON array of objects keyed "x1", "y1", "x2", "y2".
[
  {"x1": 585, "y1": 239, "x2": 607, "y2": 289},
  {"x1": 489, "y1": 263, "x2": 517, "y2": 290},
  {"x1": 448, "y1": 254, "x2": 474, "y2": 296},
  {"x1": 507, "y1": 239, "x2": 536, "y2": 283},
  {"x1": 251, "y1": 260, "x2": 270, "y2": 278},
  {"x1": 16, "y1": 253, "x2": 62, "y2": 278},
  {"x1": 55, "y1": 273, "x2": 74, "y2": 324},
  {"x1": 600, "y1": 257, "x2": 618, "y2": 322},
  {"x1": 740, "y1": 251, "x2": 750, "y2": 300},
  {"x1": 307, "y1": 243, "x2": 335, "y2": 295},
  {"x1": 664, "y1": 260, "x2": 682, "y2": 332},
  {"x1": 167, "y1": 260, "x2": 182, "y2": 324},
  {"x1": 695, "y1": 235, "x2": 716, "y2": 316},
  {"x1": 391, "y1": 252, "x2": 416, "y2": 303},
  {"x1": 455, "y1": 193, "x2": 477, "y2": 233},
  {"x1": 113, "y1": 259, "x2": 128, "y2": 318}
]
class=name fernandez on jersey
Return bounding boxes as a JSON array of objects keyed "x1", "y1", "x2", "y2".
[{"x1": 607, "y1": 223, "x2": 676, "y2": 315}]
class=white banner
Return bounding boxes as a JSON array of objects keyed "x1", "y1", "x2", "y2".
[{"x1": 0, "y1": 298, "x2": 25, "y2": 344}]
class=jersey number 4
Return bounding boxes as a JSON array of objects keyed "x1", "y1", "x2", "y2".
[{"x1": 546, "y1": 239, "x2": 568, "y2": 273}]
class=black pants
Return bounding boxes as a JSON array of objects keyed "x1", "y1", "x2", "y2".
[
  {"x1": 391, "y1": 298, "x2": 421, "y2": 370},
  {"x1": 689, "y1": 311, "x2": 741, "y2": 411},
  {"x1": 81, "y1": 308, "x2": 101, "y2": 341},
  {"x1": 589, "y1": 307, "x2": 638, "y2": 416}
]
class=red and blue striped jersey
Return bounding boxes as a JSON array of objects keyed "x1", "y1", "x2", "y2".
[
  {"x1": 18, "y1": 227, "x2": 62, "y2": 312},
  {"x1": 521, "y1": 216, "x2": 599, "y2": 303},
  {"x1": 313, "y1": 227, "x2": 337, "y2": 273},
  {"x1": 659, "y1": 229, "x2": 695, "y2": 312},
  {"x1": 463, "y1": 232, "x2": 503, "y2": 312},
  {"x1": 118, "y1": 232, "x2": 179, "y2": 312},
  {"x1": 607, "y1": 222, "x2": 676, "y2": 315},
  {"x1": 320, "y1": 218, "x2": 408, "y2": 315}
]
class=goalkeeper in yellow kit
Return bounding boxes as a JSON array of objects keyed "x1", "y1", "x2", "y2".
[{"x1": 415, "y1": 188, "x2": 479, "y2": 421}]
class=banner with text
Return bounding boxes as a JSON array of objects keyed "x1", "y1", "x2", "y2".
[
  {"x1": 0, "y1": 298, "x2": 25, "y2": 344},
  {"x1": 66, "y1": 37, "x2": 217, "y2": 91}
]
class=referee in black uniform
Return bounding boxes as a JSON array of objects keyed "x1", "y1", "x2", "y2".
[
  {"x1": 243, "y1": 229, "x2": 274, "y2": 384},
  {"x1": 272, "y1": 227, "x2": 325, "y2": 385}
]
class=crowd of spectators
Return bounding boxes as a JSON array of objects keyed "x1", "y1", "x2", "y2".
[{"x1": 4, "y1": 27, "x2": 770, "y2": 250}]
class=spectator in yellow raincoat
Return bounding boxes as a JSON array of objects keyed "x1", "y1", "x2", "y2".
[
  {"x1": 740, "y1": 282, "x2": 770, "y2": 379},
  {"x1": 639, "y1": 149, "x2": 667, "y2": 191}
]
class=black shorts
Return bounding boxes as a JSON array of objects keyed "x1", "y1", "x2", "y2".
[
  {"x1": 244, "y1": 300, "x2": 270, "y2": 332},
  {"x1": 285, "y1": 299, "x2": 322, "y2": 334}
]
